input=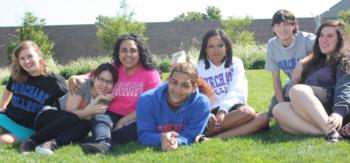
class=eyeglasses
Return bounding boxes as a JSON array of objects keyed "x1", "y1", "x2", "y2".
[{"x1": 96, "y1": 76, "x2": 114, "y2": 86}]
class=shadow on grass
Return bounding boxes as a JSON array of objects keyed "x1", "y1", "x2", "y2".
[
  {"x1": 251, "y1": 123, "x2": 324, "y2": 144},
  {"x1": 221, "y1": 121, "x2": 327, "y2": 145},
  {"x1": 102, "y1": 141, "x2": 145, "y2": 156}
]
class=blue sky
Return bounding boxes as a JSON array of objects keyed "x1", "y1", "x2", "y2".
[{"x1": 0, "y1": 0, "x2": 341, "y2": 27}]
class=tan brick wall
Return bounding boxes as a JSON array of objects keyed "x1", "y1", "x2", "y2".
[{"x1": 0, "y1": 18, "x2": 320, "y2": 66}]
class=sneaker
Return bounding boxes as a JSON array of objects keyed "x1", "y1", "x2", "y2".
[
  {"x1": 327, "y1": 130, "x2": 343, "y2": 144},
  {"x1": 195, "y1": 135, "x2": 210, "y2": 143},
  {"x1": 81, "y1": 143, "x2": 110, "y2": 154},
  {"x1": 35, "y1": 140, "x2": 58, "y2": 155},
  {"x1": 20, "y1": 138, "x2": 37, "y2": 154}
]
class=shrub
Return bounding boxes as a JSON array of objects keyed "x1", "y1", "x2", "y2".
[
  {"x1": 0, "y1": 66, "x2": 10, "y2": 85},
  {"x1": 153, "y1": 54, "x2": 171, "y2": 73},
  {"x1": 58, "y1": 56, "x2": 110, "y2": 79},
  {"x1": 234, "y1": 44, "x2": 266, "y2": 69},
  {"x1": 221, "y1": 16, "x2": 256, "y2": 46},
  {"x1": 159, "y1": 61, "x2": 170, "y2": 73}
]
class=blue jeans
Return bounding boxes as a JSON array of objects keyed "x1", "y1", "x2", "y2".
[
  {"x1": 267, "y1": 86, "x2": 290, "y2": 118},
  {"x1": 91, "y1": 111, "x2": 116, "y2": 148},
  {"x1": 91, "y1": 110, "x2": 137, "y2": 147}
]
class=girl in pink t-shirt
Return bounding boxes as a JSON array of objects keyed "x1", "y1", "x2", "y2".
[{"x1": 71, "y1": 34, "x2": 161, "y2": 154}]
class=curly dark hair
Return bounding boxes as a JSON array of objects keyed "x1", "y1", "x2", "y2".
[
  {"x1": 112, "y1": 34, "x2": 158, "y2": 70},
  {"x1": 198, "y1": 29, "x2": 233, "y2": 69}
]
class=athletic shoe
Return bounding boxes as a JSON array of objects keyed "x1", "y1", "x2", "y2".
[
  {"x1": 195, "y1": 135, "x2": 210, "y2": 143},
  {"x1": 327, "y1": 130, "x2": 343, "y2": 144},
  {"x1": 81, "y1": 143, "x2": 110, "y2": 154},
  {"x1": 20, "y1": 138, "x2": 37, "y2": 154},
  {"x1": 35, "y1": 140, "x2": 58, "y2": 155}
]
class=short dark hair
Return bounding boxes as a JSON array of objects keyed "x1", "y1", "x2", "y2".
[
  {"x1": 271, "y1": 9, "x2": 298, "y2": 33},
  {"x1": 91, "y1": 63, "x2": 118, "y2": 85}
]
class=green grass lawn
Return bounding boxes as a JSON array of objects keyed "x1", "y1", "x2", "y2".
[{"x1": 0, "y1": 70, "x2": 350, "y2": 162}]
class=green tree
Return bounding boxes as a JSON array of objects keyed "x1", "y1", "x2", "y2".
[
  {"x1": 206, "y1": 6, "x2": 222, "y2": 20},
  {"x1": 338, "y1": 9, "x2": 350, "y2": 33},
  {"x1": 221, "y1": 16, "x2": 256, "y2": 45},
  {"x1": 6, "y1": 12, "x2": 55, "y2": 64},
  {"x1": 173, "y1": 11, "x2": 208, "y2": 22},
  {"x1": 172, "y1": 5, "x2": 223, "y2": 22},
  {"x1": 96, "y1": 0, "x2": 146, "y2": 55}
]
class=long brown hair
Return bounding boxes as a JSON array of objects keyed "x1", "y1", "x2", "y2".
[
  {"x1": 301, "y1": 20, "x2": 349, "y2": 82},
  {"x1": 10, "y1": 41, "x2": 48, "y2": 83}
]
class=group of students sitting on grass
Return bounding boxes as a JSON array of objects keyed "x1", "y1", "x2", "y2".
[{"x1": 0, "y1": 9, "x2": 350, "y2": 155}]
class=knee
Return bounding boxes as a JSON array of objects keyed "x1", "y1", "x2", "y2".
[
  {"x1": 272, "y1": 102, "x2": 289, "y2": 120},
  {"x1": 237, "y1": 105, "x2": 256, "y2": 119},
  {"x1": 0, "y1": 134, "x2": 18, "y2": 145},
  {"x1": 289, "y1": 84, "x2": 312, "y2": 99},
  {"x1": 257, "y1": 113, "x2": 269, "y2": 125},
  {"x1": 272, "y1": 103, "x2": 282, "y2": 118}
]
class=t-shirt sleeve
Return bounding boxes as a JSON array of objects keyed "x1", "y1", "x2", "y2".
[
  {"x1": 55, "y1": 74, "x2": 68, "y2": 97},
  {"x1": 5, "y1": 77, "x2": 13, "y2": 91},
  {"x1": 265, "y1": 41, "x2": 279, "y2": 72},
  {"x1": 144, "y1": 70, "x2": 162, "y2": 91}
]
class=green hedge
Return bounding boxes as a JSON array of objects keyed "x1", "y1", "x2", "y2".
[{"x1": 0, "y1": 44, "x2": 267, "y2": 84}]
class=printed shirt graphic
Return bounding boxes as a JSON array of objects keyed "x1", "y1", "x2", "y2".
[
  {"x1": 265, "y1": 31, "x2": 315, "y2": 78},
  {"x1": 9, "y1": 82, "x2": 50, "y2": 113},
  {"x1": 158, "y1": 123, "x2": 185, "y2": 133},
  {"x1": 108, "y1": 65, "x2": 161, "y2": 116},
  {"x1": 197, "y1": 57, "x2": 248, "y2": 112},
  {"x1": 5, "y1": 73, "x2": 67, "y2": 128}
]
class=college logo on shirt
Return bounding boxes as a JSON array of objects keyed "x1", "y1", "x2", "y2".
[
  {"x1": 158, "y1": 123, "x2": 185, "y2": 133},
  {"x1": 10, "y1": 82, "x2": 50, "y2": 112},
  {"x1": 113, "y1": 81, "x2": 144, "y2": 97},
  {"x1": 203, "y1": 68, "x2": 234, "y2": 96},
  {"x1": 277, "y1": 57, "x2": 301, "y2": 77}
]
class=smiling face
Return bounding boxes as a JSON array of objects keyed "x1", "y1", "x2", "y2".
[
  {"x1": 18, "y1": 47, "x2": 42, "y2": 76},
  {"x1": 119, "y1": 39, "x2": 140, "y2": 74},
  {"x1": 272, "y1": 21, "x2": 295, "y2": 43},
  {"x1": 167, "y1": 71, "x2": 196, "y2": 109},
  {"x1": 92, "y1": 70, "x2": 115, "y2": 96},
  {"x1": 205, "y1": 35, "x2": 226, "y2": 66},
  {"x1": 318, "y1": 26, "x2": 339, "y2": 56}
]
